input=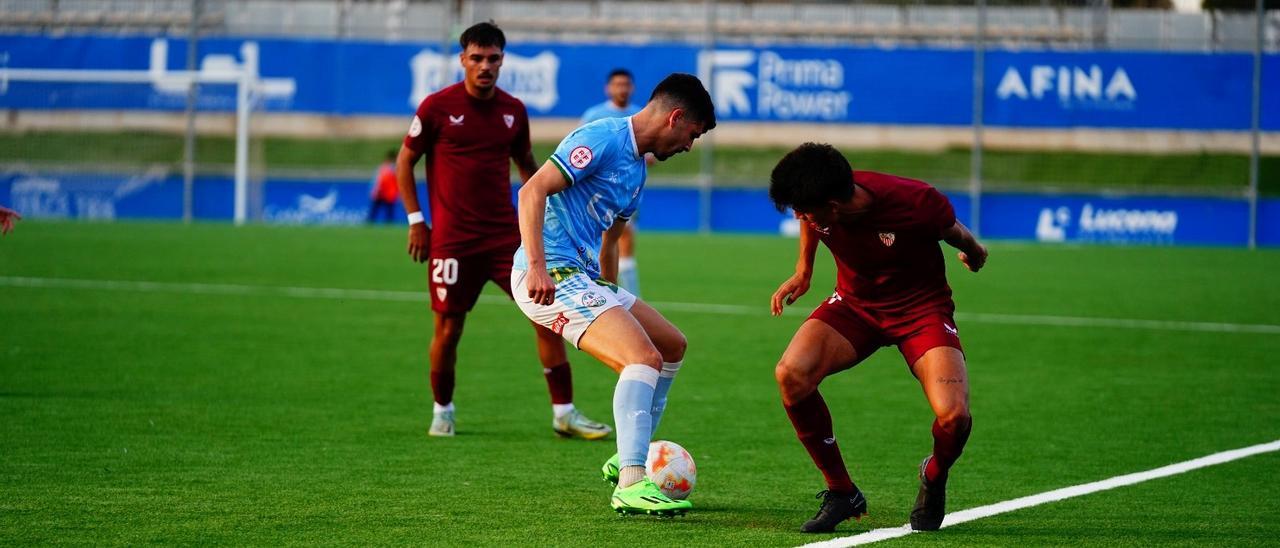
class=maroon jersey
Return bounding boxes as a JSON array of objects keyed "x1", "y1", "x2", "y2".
[
  {"x1": 403, "y1": 82, "x2": 531, "y2": 256},
  {"x1": 815, "y1": 171, "x2": 957, "y2": 315}
]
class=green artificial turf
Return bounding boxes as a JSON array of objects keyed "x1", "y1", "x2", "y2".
[{"x1": 1, "y1": 222, "x2": 1278, "y2": 545}]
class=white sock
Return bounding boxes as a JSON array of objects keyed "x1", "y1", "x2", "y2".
[
  {"x1": 552, "y1": 403, "x2": 576, "y2": 419},
  {"x1": 619, "y1": 465, "x2": 646, "y2": 488},
  {"x1": 433, "y1": 402, "x2": 454, "y2": 414}
]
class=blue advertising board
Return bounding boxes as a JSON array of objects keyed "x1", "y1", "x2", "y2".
[
  {"x1": 1, "y1": 34, "x2": 1275, "y2": 130},
  {"x1": 981, "y1": 193, "x2": 1250, "y2": 246},
  {"x1": 3, "y1": 171, "x2": 1275, "y2": 247}
]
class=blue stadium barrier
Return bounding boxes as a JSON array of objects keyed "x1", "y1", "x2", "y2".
[
  {"x1": 2, "y1": 172, "x2": 1276, "y2": 247},
  {"x1": 2, "y1": 34, "x2": 1276, "y2": 130},
  {"x1": 1258, "y1": 200, "x2": 1280, "y2": 247}
]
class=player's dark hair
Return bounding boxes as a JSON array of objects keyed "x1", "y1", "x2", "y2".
[
  {"x1": 649, "y1": 73, "x2": 716, "y2": 130},
  {"x1": 607, "y1": 68, "x2": 633, "y2": 82},
  {"x1": 769, "y1": 143, "x2": 854, "y2": 213},
  {"x1": 459, "y1": 21, "x2": 505, "y2": 51}
]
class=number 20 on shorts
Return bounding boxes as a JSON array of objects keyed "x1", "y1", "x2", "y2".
[{"x1": 431, "y1": 258, "x2": 458, "y2": 285}]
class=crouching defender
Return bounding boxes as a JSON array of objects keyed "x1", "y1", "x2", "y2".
[
  {"x1": 513, "y1": 73, "x2": 715, "y2": 516},
  {"x1": 768, "y1": 143, "x2": 987, "y2": 533}
]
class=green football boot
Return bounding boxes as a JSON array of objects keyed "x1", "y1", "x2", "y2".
[
  {"x1": 610, "y1": 478, "x2": 692, "y2": 516},
  {"x1": 601, "y1": 453, "x2": 620, "y2": 486}
]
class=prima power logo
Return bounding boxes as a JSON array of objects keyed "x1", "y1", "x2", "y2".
[
  {"x1": 996, "y1": 64, "x2": 1136, "y2": 109},
  {"x1": 698, "y1": 50, "x2": 852, "y2": 121}
]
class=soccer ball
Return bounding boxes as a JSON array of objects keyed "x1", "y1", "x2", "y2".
[{"x1": 646, "y1": 440, "x2": 696, "y2": 500}]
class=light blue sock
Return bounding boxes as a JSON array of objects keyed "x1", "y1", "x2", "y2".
[
  {"x1": 614, "y1": 364, "x2": 658, "y2": 468},
  {"x1": 649, "y1": 360, "x2": 682, "y2": 435}
]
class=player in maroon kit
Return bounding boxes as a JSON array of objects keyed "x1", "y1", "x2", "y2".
[
  {"x1": 767, "y1": 143, "x2": 988, "y2": 533},
  {"x1": 395, "y1": 22, "x2": 610, "y2": 440}
]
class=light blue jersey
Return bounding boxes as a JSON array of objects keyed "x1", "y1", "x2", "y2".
[
  {"x1": 580, "y1": 101, "x2": 642, "y2": 125},
  {"x1": 515, "y1": 117, "x2": 645, "y2": 278}
]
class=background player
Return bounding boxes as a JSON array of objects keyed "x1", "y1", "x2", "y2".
[
  {"x1": 396, "y1": 21, "x2": 610, "y2": 440},
  {"x1": 367, "y1": 149, "x2": 399, "y2": 224},
  {"x1": 580, "y1": 68, "x2": 648, "y2": 297},
  {"x1": 0, "y1": 204, "x2": 19, "y2": 235},
  {"x1": 767, "y1": 143, "x2": 987, "y2": 533},
  {"x1": 580, "y1": 68, "x2": 642, "y2": 124},
  {"x1": 512, "y1": 73, "x2": 715, "y2": 515}
]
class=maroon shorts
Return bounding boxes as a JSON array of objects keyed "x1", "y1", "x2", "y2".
[
  {"x1": 808, "y1": 293, "x2": 963, "y2": 368},
  {"x1": 428, "y1": 247, "x2": 516, "y2": 314}
]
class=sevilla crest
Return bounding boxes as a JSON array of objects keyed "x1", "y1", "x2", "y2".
[
  {"x1": 503, "y1": 114, "x2": 515, "y2": 128},
  {"x1": 878, "y1": 232, "x2": 896, "y2": 247}
]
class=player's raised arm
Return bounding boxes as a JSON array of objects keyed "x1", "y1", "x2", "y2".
[
  {"x1": 599, "y1": 218, "x2": 628, "y2": 284},
  {"x1": 941, "y1": 220, "x2": 988, "y2": 273},
  {"x1": 771, "y1": 217, "x2": 820, "y2": 316},
  {"x1": 517, "y1": 161, "x2": 571, "y2": 305}
]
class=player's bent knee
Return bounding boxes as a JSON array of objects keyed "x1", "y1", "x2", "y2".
[
  {"x1": 660, "y1": 331, "x2": 687, "y2": 363},
  {"x1": 937, "y1": 408, "x2": 972, "y2": 434},
  {"x1": 434, "y1": 324, "x2": 465, "y2": 345},
  {"x1": 774, "y1": 362, "x2": 817, "y2": 405},
  {"x1": 434, "y1": 314, "x2": 466, "y2": 339},
  {"x1": 620, "y1": 347, "x2": 663, "y2": 371}
]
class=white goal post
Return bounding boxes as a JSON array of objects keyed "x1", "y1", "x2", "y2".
[{"x1": 0, "y1": 39, "x2": 295, "y2": 225}]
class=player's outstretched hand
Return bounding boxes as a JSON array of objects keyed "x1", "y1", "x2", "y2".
[
  {"x1": 407, "y1": 223, "x2": 430, "y2": 263},
  {"x1": 771, "y1": 272, "x2": 811, "y2": 316},
  {"x1": 958, "y1": 243, "x2": 988, "y2": 273},
  {"x1": 526, "y1": 269, "x2": 557, "y2": 306},
  {"x1": 0, "y1": 205, "x2": 21, "y2": 236}
]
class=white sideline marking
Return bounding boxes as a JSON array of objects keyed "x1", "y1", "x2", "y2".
[
  {"x1": 2, "y1": 276, "x2": 1279, "y2": 335},
  {"x1": 797, "y1": 439, "x2": 1280, "y2": 548}
]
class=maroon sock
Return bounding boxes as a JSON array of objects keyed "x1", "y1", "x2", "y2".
[
  {"x1": 430, "y1": 369, "x2": 455, "y2": 406},
  {"x1": 784, "y1": 390, "x2": 855, "y2": 493},
  {"x1": 543, "y1": 362, "x2": 573, "y2": 405},
  {"x1": 924, "y1": 415, "x2": 972, "y2": 482}
]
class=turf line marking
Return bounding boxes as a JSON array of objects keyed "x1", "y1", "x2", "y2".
[
  {"x1": 797, "y1": 439, "x2": 1280, "y2": 548},
  {"x1": 3, "y1": 275, "x2": 1279, "y2": 335}
]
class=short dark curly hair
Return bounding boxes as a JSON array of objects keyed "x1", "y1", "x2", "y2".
[
  {"x1": 460, "y1": 21, "x2": 505, "y2": 50},
  {"x1": 768, "y1": 143, "x2": 854, "y2": 213}
]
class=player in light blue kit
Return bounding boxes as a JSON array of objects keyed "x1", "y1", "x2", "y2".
[
  {"x1": 513, "y1": 73, "x2": 715, "y2": 516},
  {"x1": 580, "y1": 68, "x2": 643, "y2": 124}
]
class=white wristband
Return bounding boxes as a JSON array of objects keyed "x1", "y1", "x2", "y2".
[{"x1": 407, "y1": 211, "x2": 425, "y2": 225}]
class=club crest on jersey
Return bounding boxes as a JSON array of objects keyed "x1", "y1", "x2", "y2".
[
  {"x1": 435, "y1": 287, "x2": 447, "y2": 301},
  {"x1": 580, "y1": 291, "x2": 607, "y2": 308},
  {"x1": 569, "y1": 146, "x2": 593, "y2": 169},
  {"x1": 550, "y1": 312, "x2": 570, "y2": 335},
  {"x1": 503, "y1": 114, "x2": 515, "y2": 128},
  {"x1": 448, "y1": 114, "x2": 465, "y2": 126},
  {"x1": 408, "y1": 116, "x2": 422, "y2": 137},
  {"x1": 879, "y1": 232, "x2": 896, "y2": 247}
]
